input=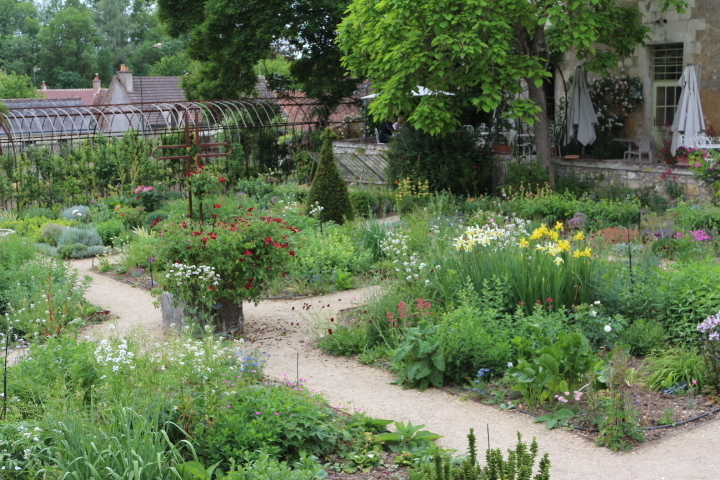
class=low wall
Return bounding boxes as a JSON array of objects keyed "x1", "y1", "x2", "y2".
[{"x1": 554, "y1": 158, "x2": 713, "y2": 201}]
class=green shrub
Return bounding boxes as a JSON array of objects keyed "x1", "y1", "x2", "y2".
[
  {"x1": 144, "y1": 211, "x2": 168, "y2": 227},
  {"x1": 40, "y1": 222, "x2": 67, "y2": 246},
  {"x1": 317, "y1": 325, "x2": 367, "y2": 356},
  {"x1": 306, "y1": 129, "x2": 354, "y2": 224},
  {"x1": 190, "y1": 383, "x2": 341, "y2": 470},
  {"x1": 96, "y1": 219, "x2": 125, "y2": 246},
  {"x1": 57, "y1": 227, "x2": 103, "y2": 247},
  {"x1": 673, "y1": 201, "x2": 720, "y2": 231},
  {"x1": 619, "y1": 319, "x2": 667, "y2": 356},
  {"x1": 20, "y1": 206, "x2": 55, "y2": 219},
  {"x1": 385, "y1": 128, "x2": 492, "y2": 196},
  {"x1": 438, "y1": 299, "x2": 514, "y2": 384},
  {"x1": 294, "y1": 226, "x2": 372, "y2": 278},
  {"x1": 657, "y1": 262, "x2": 720, "y2": 343}
]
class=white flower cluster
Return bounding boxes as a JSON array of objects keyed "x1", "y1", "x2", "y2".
[
  {"x1": 149, "y1": 336, "x2": 244, "y2": 381},
  {"x1": 309, "y1": 201, "x2": 324, "y2": 218},
  {"x1": 166, "y1": 263, "x2": 221, "y2": 285},
  {"x1": 381, "y1": 231, "x2": 438, "y2": 283},
  {"x1": 94, "y1": 339, "x2": 135, "y2": 372},
  {"x1": 453, "y1": 216, "x2": 530, "y2": 252}
]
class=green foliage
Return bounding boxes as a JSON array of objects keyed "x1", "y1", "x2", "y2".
[
  {"x1": 437, "y1": 291, "x2": 514, "y2": 384},
  {"x1": 505, "y1": 159, "x2": 550, "y2": 193},
  {"x1": 316, "y1": 325, "x2": 367, "y2": 356},
  {"x1": 385, "y1": 129, "x2": 492, "y2": 195},
  {"x1": 57, "y1": 227, "x2": 103, "y2": 248},
  {"x1": 391, "y1": 320, "x2": 445, "y2": 391},
  {"x1": 619, "y1": 319, "x2": 668, "y2": 356},
  {"x1": 535, "y1": 408, "x2": 576, "y2": 430},
  {"x1": 96, "y1": 219, "x2": 125, "y2": 246},
  {"x1": 306, "y1": 129, "x2": 354, "y2": 225},
  {"x1": 591, "y1": 392, "x2": 645, "y2": 451},
  {"x1": 672, "y1": 201, "x2": 720, "y2": 231},
  {"x1": 508, "y1": 331, "x2": 599, "y2": 410},
  {"x1": 294, "y1": 225, "x2": 371, "y2": 279},
  {"x1": 643, "y1": 346, "x2": 706, "y2": 391},
  {"x1": 376, "y1": 421, "x2": 442, "y2": 454},
  {"x1": 657, "y1": 262, "x2": 720, "y2": 343},
  {"x1": 0, "y1": 70, "x2": 37, "y2": 99},
  {"x1": 190, "y1": 382, "x2": 341, "y2": 470},
  {"x1": 420, "y1": 430, "x2": 550, "y2": 480}
]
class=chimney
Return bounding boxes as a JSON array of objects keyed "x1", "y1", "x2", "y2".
[
  {"x1": 117, "y1": 64, "x2": 133, "y2": 93},
  {"x1": 93, "y1": 73, "x2": 101, "y2": 94},
  {"x1": 41, "y1": 81, "x2": 47, "y2": 91}
]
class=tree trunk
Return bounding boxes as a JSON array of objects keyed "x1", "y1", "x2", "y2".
[
  {"x1": 527, "y1": 82, "x2": 556, "y2": 188},
  {"x1": 214, "y1": 298, "x2": 245, "y2": 334}
]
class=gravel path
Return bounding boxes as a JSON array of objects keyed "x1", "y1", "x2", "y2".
[{"x1": 72, "y1": 258, "x2": 719, "y2": 480}]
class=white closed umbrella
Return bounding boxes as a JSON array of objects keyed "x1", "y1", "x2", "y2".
[
  {"x1": 671, "y1": 64, "x2": 705, "y2": 155},
  {"x1": 360, "y1": 86, "x2": 454, "y2": 99},
  {"x1": 565, "y1": 65, "x2": 597, "y2": 147}
]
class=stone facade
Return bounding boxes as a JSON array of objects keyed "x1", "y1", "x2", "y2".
[
  {"x1": 557, "y1": 1, "x2": 717, "y2": 143},
  {"x1": 554, "y1": 158, "x2": 713, "y2": 200}
]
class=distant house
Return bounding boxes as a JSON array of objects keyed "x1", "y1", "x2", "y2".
[{"x1": 37, "y1": 75, "x2": 107, "y2": 106}]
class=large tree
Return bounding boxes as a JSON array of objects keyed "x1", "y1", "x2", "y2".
[
  {"x1": 37, "y1": 5, "x2": 100, "y2": 88},
  {"x1": 0, "y1": 70, "x2": 36, "y2": 98},
  {"x1": 338, "y1": 0, "x2": 686, "y2": 185},
  {"x1": 0, "y1": 0, "x2": 40, "y2": 78},
  {"x1": 156, "y1": 0, "x2": 359, "y2": 115}
]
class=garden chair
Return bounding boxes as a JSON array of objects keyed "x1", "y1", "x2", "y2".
[{"x1": 624, "y1": 136, "x2": 653, "y2": 162}]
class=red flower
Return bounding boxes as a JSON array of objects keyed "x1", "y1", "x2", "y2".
[
  {"x1": 211, "y1": 214, "x2": 218, "y2": 219},
  {"x1": 210, "y1": 234, "x2": 217, "y2": 239},
  {"x1": 247, "y1": 207, "x2": 253, "y2": 212},
  {"x1": 327, "y1": 328, "x2": 333, "y2": 335},
  {"x1": 244, "y1": 283, "x2": 253, "y2": 290},
  {"x1": 209, "y1": 286, "x2": 216, "y2": 290},
  {"x1": 214, "y1": 204, "x2": 222, "y2": 208},
  {"x1": 218, "y1": 177, "x2": 227, "y2": 182},
  {"x1": 245, "y1": 250, "x2": 253, "y2": 256},
  {"x1": 201, "y1": 237, "x2": 208, "y2": 243},
  {"x1": 192, "y1": 231, "x2": 203, "y2": 236},
  {"x1": 289, "y1": 251, "x2": 295, "y2": 256}
]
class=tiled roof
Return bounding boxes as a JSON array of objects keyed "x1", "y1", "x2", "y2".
[
  {"x1": 38, "y1": 88, "x2": 106, "y2": 106},
  {"x1": 3, "y1": 97, "x2": 85, "y2": 108},
  {"x1": 126, "y1": 77, "x2": 186, "y2": 103}
]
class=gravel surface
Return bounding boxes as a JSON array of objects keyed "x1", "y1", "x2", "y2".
[{"x1": 72, "y1": 258, "x2": 720, "y2": 480}]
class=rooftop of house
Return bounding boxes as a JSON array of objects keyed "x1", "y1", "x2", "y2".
[{"x1": 123, "y1": 76, "x2": 187, "y2": 104}]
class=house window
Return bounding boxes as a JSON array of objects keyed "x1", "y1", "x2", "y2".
[{"x1": 652, "y1": 43, "x2": 683, "y2": 127}]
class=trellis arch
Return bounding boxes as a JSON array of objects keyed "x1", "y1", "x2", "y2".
[{"x1": 0, "y1": 97, "x2": 363, "y2": 158}]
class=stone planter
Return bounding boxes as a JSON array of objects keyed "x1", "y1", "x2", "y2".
[
  {"x1": 160, "y1": 291, "x2": 244, "y2": 334},
  {"x1": 492, "y1": 144, "x2": 512, "y2": 155}
]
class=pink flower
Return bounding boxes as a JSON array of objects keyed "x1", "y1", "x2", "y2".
[
  {"x1": 135, "y1": 185, "x2": 144, "y2": 194},
  {"x1": 143, "y1": 186, "x2": 154, "y2": 192}
]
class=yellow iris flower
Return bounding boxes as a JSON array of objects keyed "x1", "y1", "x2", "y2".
[{"x1": 574, "y1": 231, "x2": 585, "y2": 241}]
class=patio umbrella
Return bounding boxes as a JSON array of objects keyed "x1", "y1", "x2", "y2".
[
  {"x1": 671, "y1": 64, "x2": 705, "y2": 155},
  {"x1": 360, "y1": 86, "x2": 454, "y2": 99},
  {"x1": 565, "y1": 65, "x2": 597, "y2": 147}
]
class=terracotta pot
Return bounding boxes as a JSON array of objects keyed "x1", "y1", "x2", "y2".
[
  {"x1": 492, "y1": 145, "x2": 512, "y2": 155},
  {"x1": 675, "y1": 156, "x2": 688, "y2": 165}
]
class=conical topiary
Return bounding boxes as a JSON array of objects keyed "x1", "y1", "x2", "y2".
[{"x1": 307, "y1": 128, "x2": 354, "y2": 224}]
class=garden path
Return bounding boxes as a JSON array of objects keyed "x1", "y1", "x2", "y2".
[{"x1": 72, "y1": 258, "x2": 719, "y2": 480}]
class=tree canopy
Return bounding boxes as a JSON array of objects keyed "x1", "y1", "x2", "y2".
[
  {"x1": 157, "y1": 0, "x2": 359, "y2": 113},
  {"x1": 0, "y1": 69, "x2": 36, "y2": 98},
  {"x1": 338, "y1": 0, "x2": 687, "y2": 183}
]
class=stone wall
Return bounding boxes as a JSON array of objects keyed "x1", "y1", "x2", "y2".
[{"x1": 554, "y1": 158, "x2": 713, "y2": 200}]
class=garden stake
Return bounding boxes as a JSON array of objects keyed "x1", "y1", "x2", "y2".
[
  {"x1": 2, "y1": 329, "x2": 9, "y2": 421},
  {"x1": 487, "y1": 424, "x2": 490, "y2": 450},
  {"x1": 297, "y1": 352, "x2": 299, "y2": 384}
]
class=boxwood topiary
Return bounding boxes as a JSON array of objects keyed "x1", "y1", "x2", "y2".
[{"x1": 306, "y1": 129, "x2": 354, "y2": 225}]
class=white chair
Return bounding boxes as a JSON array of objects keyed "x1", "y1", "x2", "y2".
[{"x1": 624, "y1": 136, "x2": 652, "y2": 162}]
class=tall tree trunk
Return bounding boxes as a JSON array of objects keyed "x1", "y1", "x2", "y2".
[{"x1": 527, "y1": 82, "x2": 556, "y2": 188}]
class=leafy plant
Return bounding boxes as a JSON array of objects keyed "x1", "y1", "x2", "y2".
[
  {"x1": 535, "y1": 408, "x2": 576, "y2": 430},
  {"x1": 508, "y1": 330, "x2": 599, "y2": 409},
  {"x1": 376, "y1": 421, "x2": 442, "y2": 454},
  {"x1": 391, "y1": 320, "x2": 445, "y2": 391}
]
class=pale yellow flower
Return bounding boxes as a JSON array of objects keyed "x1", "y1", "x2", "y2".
[
  {"x1": 554, "y1": 256, "x2": 564, "y2": 265},
  {"x1": 519, "y1": 238, "x2": 530, "y2": 248}
]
